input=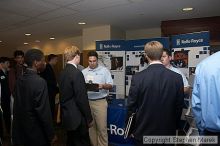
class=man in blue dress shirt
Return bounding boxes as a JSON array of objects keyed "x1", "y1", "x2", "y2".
[
  {"x1": 192, "y1": 51, "x2": 220, "y2": 145},
  {"x1": 82, "y1": 51, "x2": 113, "y2": 146}
]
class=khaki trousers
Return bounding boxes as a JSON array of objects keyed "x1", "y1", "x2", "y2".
[{"x1": 89, "y1": 99, "x2": 108, "y2": 146}]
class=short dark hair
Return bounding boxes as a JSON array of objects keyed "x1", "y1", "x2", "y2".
[
  {"x1": 163, "y1": 49, "x2": 172, "y2": 56},
  {"x1": 0, "y1": 57, "x2": 10, "y2": 63},
  {"x1": 14, "y1": 50, "x2": 24, "y2": 58},
  {"x1": 48, "y1": 54, "x2": 57, "y2": 62},
  {"x1": 24, "y1": 49, "x2": 44, "y2": 67},
  {"x1": 87, "y1": 51, "x2": 98, "y2": 59}
]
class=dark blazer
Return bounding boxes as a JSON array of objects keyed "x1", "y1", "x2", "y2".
[
  {"x1": 127, "y1": 64, "x2": 184, "y2": 140},
  {"x1": 40, "y1": 63, "x2": 59, "y2": 97},
  {"x1": 59, "y1": 64, "x2": 92, "y2": 131},
  {"x1": 0, "y1": 70, "x2": 11, "y2": 106},
  {"x1": 0, "y1": 70, "x2": 11, "y2": 134},
  {"x1": 12, "y1": 69, "x2": 54, "y2": 146}
]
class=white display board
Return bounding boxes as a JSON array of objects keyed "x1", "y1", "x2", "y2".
[
  {"x1": 125, "y1": 51, "x2": 148, "y2": 96},
  {"x1": 171, "y1": 32, "x2": 210, "y2": 87},
  {"x1": 172, "y1": 46, "x2": 209, "y2": 79},
  {"x1": 97, "y1": 51, "x2": 125, "y2": 99}
]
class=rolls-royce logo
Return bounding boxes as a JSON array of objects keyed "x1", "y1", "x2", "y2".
[
  {"x1": 100, "y1": 44, "x2": 103, "y2": 50},
  {"x1": 176, "y1": 39, "x2": 181, "y2": 45}
]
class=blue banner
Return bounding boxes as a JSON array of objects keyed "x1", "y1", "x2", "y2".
[
  {"x1": 126, "y1": 37, "x2": 170, "y2": 51},
  {"x1": 96, "y1": 40, "x2": 125, "y2": 51},
  {"x1": 172, "y1": 31, "x2": 210, "y2": 48},
  {"x1": 107, "y1": 99, "x2": 134, "y2": 145}
]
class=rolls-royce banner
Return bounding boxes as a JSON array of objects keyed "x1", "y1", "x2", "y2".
[
  {"x1": 96, "y1": 40, "x2": 125, "y2": 51},
  {"x1": 171, "y1": 32, "x2": 210, "y2": 138},
  {"x1": 171, "y1": 31, "x2": 210, "y2": 80},
  {"x1": 96, "y1": 37, "x2": 169, "y2": 51},
  {"x1": 172, "y1": 31, "x2": 209, "y2": 48},
  {"x1": 107, "y1": 99, "x2": 134, "y2": 145},
  {"x1": 126, "y1": 37, "x2": 170, "y2": 51}
]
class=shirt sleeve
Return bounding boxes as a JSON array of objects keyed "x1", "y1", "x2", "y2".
[
  {"x1": 34, "y1": 80, "x2": 55, "y2": 142},
  {"x1": 181, "y1": 72, "x2": 189, "y2": 87},
  {"x1": 175, "y1": 68, "x2": 189, "y2": 87},
  {"x1": 191, "y1": 69, "x2": 203, "y2": 131},
  {"x1": 74, "y1": 71, "x2": 93, "y2": 124},
  {"x1": 104, "y1": 68, "x2": 113, "y2": 85},
  {"x1": 171, "y1": 67, "x2": 189, "y2": 88}
]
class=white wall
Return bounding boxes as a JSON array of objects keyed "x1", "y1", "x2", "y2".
[
  {"x1": 17, "y1": 36, "x2": 82, "y2": 55},
  {"x1": 111, "y1": 26, "x2": 126, "y2": 40},
  {"x1": 82, "y1": 25, "x2": 111, "y2": 50}
]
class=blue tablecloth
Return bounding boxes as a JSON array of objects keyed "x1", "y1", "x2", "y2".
[{"x1": 107, "y1": 99, "x2": 134, "y2": 145}]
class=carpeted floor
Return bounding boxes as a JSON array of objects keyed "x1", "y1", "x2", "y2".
[{"x1": 1, "y1": 124, "x2": 66, "y2": 146}]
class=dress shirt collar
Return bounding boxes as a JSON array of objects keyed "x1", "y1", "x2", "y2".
[
  {"x1": 149, "y1": 61, "x2": 162, "y2": 65},
  {"x1": 26, "y1": 68, "x2": 37, "y2": 74},
  {"x1": 88, "y1": 65, "x2": 101, "y2": 71},
  {"x1": 1, "y1": 69, "x2": 7, "y2": 74},
  {"x1": 67, "y1": 61, "x2": 77, "y2": 68}
]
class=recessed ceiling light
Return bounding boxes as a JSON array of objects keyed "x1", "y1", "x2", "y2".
[
  {"x1": 78, "y1": 22, "x2": 86, "y2": 25},
  {"x1": 24, "y1": 42, "x2": 29, "y2": 45},
  {"x1": 25, "y1": 33, "x2": 31, "y2": 36},
  {"x1": 182, "y1": 7, "x2": 193, "y2": 11},
  {"x1": 35, "y1": 40, "x2": 40, "y2": 43},
  {"x1": 50, "y1": 37, "x2": 55, "y2": 40},
  {"x1": 0, "y1": 40, "x2": 2, "y2": 43}
]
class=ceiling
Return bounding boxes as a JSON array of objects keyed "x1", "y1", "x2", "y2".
[{"x1": 0, "y1": 0, "x2": 220, "y2": 51}]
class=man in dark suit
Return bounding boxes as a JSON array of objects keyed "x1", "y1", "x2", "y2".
[
  {"x1": 127, "y1": 41, "x2": 184, "y2": 146},
  {"x1": 12, "y1": 49, "x2": 56, "y2": 146},
  {"x1": 0, "y1": 57, "x2": 11, "y2": 137},
  {"x1": 40, "y1": 54, "x2": 59, "y2": 120},
  {"x1": 59, "y1": 46, "x2": 93, "y2": 146},
  {"x1": 0, "y1": 63, "x2": 2, "y2": 142}
]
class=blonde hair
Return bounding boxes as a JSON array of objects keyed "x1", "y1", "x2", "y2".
[
  {"x1": 64, "y1": 46, "x2": 81, "y2": 61},
  {"x1": 144, "y1": 41, "x2": 163, "y2": 60}
]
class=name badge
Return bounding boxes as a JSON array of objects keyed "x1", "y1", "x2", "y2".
[{"x1": 86, "y1": 75, "x2": 94, "y2": 83}]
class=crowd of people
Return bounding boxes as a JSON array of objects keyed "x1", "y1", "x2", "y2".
[{"x1": 0, "y1": 41, "x2": 219, "y2": 146}]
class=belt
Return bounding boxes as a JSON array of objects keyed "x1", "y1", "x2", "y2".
[{"x1": 89, "y1": 97, "x2": 106, "y2": 101}]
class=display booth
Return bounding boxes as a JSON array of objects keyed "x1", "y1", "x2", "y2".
[
  {"x1": 96, "y1": 38, "x2": 169, "y2": 145},
  {"x1": 171, "y1": 31, "x2": 210, "y2": 145},
  {"x1": 95, "y1": 33, "x2": 210, "y2": 145}
]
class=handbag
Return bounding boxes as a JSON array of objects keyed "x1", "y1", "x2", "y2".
[{"x1": 124, "y1": 112, "x2": 136, "y2": 139}]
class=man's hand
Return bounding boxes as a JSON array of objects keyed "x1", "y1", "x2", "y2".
[
  {"x1": 51, "y1": 135, "x2": 58, "y2": 145},
  {"x1": 99, "y1": 84, "x2": 105, "y2": 89}
]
